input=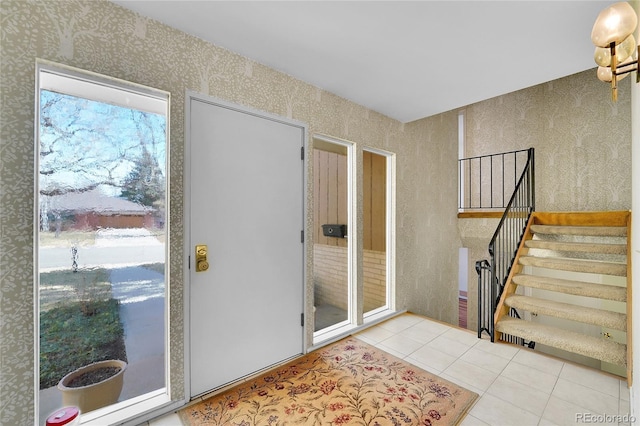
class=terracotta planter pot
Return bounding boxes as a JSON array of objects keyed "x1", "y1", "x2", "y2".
[{"x1": 57, "y1": 360, "x2": 127, "y2": 413}]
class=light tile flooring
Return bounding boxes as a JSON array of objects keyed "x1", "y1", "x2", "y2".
[{"x1": 148, "y1": 313, "x2": 632, "y2": 426}]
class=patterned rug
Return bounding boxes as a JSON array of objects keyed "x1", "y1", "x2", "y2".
[{"x1": 179, "y1": 337, "x2": 478, "y2": 425}]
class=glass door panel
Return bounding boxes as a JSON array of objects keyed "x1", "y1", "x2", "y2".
[
  {"x1": 363, "y1": 150, "x2": 388, "y2": 314},
  {"x1": 313, "y1": 138, "x2": 351, "y2": 332}
]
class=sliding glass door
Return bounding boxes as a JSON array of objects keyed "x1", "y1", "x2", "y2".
[
  {"x1": 363, "y1": 149, "x2": 391, "y2": 316},
  {"x1": 312, "y1": 137, "x2": 352, "y2": 332},
  {"x1": 312, "y1": 138, "x2": 395, "y2": 340}
]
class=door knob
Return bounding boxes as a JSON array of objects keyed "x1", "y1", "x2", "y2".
[
  {"x1": 195, "y1": 244, "x2": 209, "y2": 272},
  {"x1": 197, "y1": 260, "x2": 209, "y2": 272}
]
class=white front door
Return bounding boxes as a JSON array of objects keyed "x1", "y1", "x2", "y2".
[{"x1": 187, "y1": 93, "x2": 305, "y2": 398}]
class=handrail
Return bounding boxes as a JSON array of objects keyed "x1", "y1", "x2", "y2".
[{"x1": 477, "y1": 147, "x2": 534, "y2": 341}]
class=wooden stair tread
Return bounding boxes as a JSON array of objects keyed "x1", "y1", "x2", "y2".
[
  {"x1": 496, "y1": 317, "x2": 626, "y2": 366},
  {"x1": 512, "y1": 274, "x2": 626, "y2": 302},
  {"x1": 530, "y1": 224, "x2": 627, "y2": 237},
  {"x1": 505, "y1": 294, "x2": 626, "y2": 331},
  {"x1": 524, "y1": 239, "x2": 626, "y2": 255},
  {"x1": 519, "y1": 256, "x2": 627, "y2": 276}
]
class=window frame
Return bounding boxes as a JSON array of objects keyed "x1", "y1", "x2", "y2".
[
  {"x1": 34, "y1": 59, "x2": 179, "y2": 425},
  {"x1": 311, "y1": 137, "x2": 397, "y2": 346},
  {"x1": 311, "y1": 134, "x2": 357, "y2": 341},
  {"x1": 362, "y1": 147, "x2": 396, "y2": 323}
]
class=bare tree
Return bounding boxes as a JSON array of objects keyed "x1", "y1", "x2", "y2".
[
  {"x1": 38, "y1": 90, "x2": 166, "y2": 233},
  {"x1": 39, "y1": 90, "x2": 165, "y2": 197},
  {"x1": 39, "y1": 91, "x2": 137, "y2": 196}
]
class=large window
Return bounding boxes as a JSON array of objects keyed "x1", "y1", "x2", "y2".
[{"x1": 36, "y1": 62, "x2": 169, "y2": 424}]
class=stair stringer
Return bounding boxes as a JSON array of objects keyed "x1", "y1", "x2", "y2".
[{"x1": 493, "y1": 214, "x2": 535, "y2": 339}]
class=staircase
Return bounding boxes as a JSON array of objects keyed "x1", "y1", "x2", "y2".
[{"x1": 494, "y1": 211, "x2": 632, "y2": 380}]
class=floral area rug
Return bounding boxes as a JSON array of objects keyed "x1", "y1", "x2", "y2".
[{"x1": 179, "y1": 337, "x2": 478, "y2": 425}]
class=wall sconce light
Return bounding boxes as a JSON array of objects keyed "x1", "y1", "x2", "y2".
[{"x1": 591, "y1": 2, "x2": 639, "y2": 101}]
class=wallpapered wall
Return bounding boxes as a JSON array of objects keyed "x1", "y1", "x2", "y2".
[
  {"x1": 458, "y1": 70, "x2": 632, "y2": 331},
  {"x1": 0, "y1": 1, "x2": 461, "y2": 422},
  {"x1": 464, "y1": 70, "x2": 632, "y2": 212}
]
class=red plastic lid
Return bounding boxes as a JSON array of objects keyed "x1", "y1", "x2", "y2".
[{"x1": 46, "y1": 407, "x2": 79, "y2": 425}]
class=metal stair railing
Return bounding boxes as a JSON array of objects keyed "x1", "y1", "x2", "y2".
[{"x1": 476, "y1": 147, "x2": 535, "y2": 342}]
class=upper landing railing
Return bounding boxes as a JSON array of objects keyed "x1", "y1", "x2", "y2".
[{"x1": 458, "y1": 149, "x2": 532, "y2": 211}]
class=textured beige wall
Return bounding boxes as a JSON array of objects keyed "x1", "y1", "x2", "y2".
[
  {"x1": 0, "y1": 1, "x2": 461, "y2": 422},
  {"x1": 464, "y1": 70, "x2": 632, "y2": 212},
  {"x1": 457, "y1": 70, "x2": 632, "y2": 331},
  {"x1": 403, "y1": 112, "x2": 462, "y2": 321}
]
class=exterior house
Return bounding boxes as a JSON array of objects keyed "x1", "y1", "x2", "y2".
[
  {"x1": 42, "y1": 189, "x2": 154, "y2": 231},
  {"x1": 0, "y1": 1, "x2": 638, "y2": 424}
]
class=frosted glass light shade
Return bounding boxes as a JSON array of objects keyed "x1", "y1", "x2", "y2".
[
  {"x1": 591, "y1": 2, "x2": 638, "y2": 48},
  {"x1": 598, "y1": 66, "x2": 613, "y2": 82},
  {"x1": 594, "y1": 34, "x2": 637, "y2": 66},
  {"x1": 597, "y1": 65, "x2": 630, "y2": 82},
  {"x1": 617, "y1": 33, "x2": 637, "y2": 62},
  {"x1": 594, "y1": 46, "x2": 612, "y2": 67}
]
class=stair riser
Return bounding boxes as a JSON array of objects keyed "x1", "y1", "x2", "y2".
[
  {"x1": 519, "y1": 257, "x2": 627, "y2": 277},
  {"x1": 530, "y1": 225, "x2": 627, "y2": 237},
  {"x1": 524, "y1": 240, "x2": 627, "y2": 255},
  {"x1": 511, "y1": 275, "x2": 627, "y2": 302},
  {"x1": 505, "y1": 295, "x2": 627, "y2": 331},
  {"x1": 496, "y1": 318, "x2": 626, "y2": 367}
]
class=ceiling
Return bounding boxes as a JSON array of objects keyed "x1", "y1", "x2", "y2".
[{"x1": 110, "y1": 1, "x2": 615, "y2": 123}]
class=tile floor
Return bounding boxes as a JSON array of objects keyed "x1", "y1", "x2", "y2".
[{"x1": 148, "y1": 313, "x2": 632, "y2": 425}]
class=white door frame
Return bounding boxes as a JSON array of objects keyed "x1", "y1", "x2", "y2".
[
  {"x1": 183, "y1": 90, "x2": 308, "y2": 399},
  {"x1": 362, "y1": 146, "x2": 396, "y2": 320},
  {"x1": 311, "y1": 134, "x2": 357, "y2": 338}
]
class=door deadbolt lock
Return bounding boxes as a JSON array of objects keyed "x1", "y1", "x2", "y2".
[{"x1": 195, "y1": 244, "x2": 209, "y2": 272}]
